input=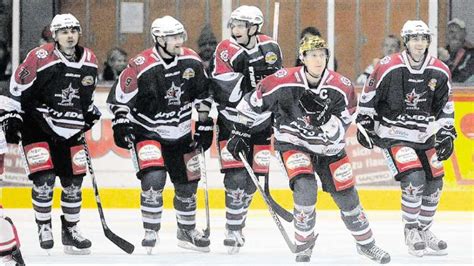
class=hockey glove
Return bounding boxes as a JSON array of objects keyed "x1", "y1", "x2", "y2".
[
  {"x1": 435, "y1": 125, "x2": 457, "y2": 161},
  {"x1": 298, "y1": 90, "x2": 331, "y2": 127},
  {"x1": 83, "y1": 105, "x2": 102, "y2": 132},
  {"x1": 0, "y1": 111, "x2": 23, "y2": 144},
  {"x1": 193, "y1": 118, "x2": 214, "y2": 152},
  {"x1": 112, "y1": 116, "x2": 135, "y2": 149},
  {"x1": 356, "y1": 114, "x2": 376, "y2": 149},
  {"x1": 226, "y1": 124, "x2": 251, "y2": 161}
]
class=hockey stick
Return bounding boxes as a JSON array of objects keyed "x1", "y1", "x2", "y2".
[
  {"x1": 239, "y1": 152, "x2": 316, "y2": 253},
  {"x1": 198, "y1": 147, "x2": 211, "y2": 238},
  {"x1": 263, "y1": 173, "x2": 293, "y2": 222},
  {"x1": 82, "y1": 137, "x2": 135, "y2": 254},
  {"x1": 272, "y1": 2, "x2": 280, "y2": 41}
]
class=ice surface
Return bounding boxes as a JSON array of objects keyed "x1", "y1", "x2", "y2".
[{"x1": 3, "y1": 209, "x2": 473, "y2": 265}]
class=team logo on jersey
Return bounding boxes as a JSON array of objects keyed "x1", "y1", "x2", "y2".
[
  {"x1": 404, "y1": 89, "x2": 427, "y2": 110},
  {"x1": 264, "y1": 52, "x2": 278, "y2": 65},
  {"x1": 165, "y1": 82, "x2": 182, "y2": 105},
  {"x1": 428, "y1": 78, "x2": 437, "y2": 91},
  {"x1": 81, "y1": 75, "x2": 95, "y2": 86},
  {"x1": 35, "y1": 49, "x2": 48, "y2": 59},
  {"x1": 379, "y1": 55, "x2": 391, "y2": 65},
  {"x1": 134, "y1": 56, "x2": 145, "y2": 65},
  {"x1": 220, "y1": 50, "x2": 229, "y2": 62},
  {"x1": 340, "y1": 76, "x2": 352, "y2": 86},
  {"x1": 182, "y1": 68, "x2": 195, "y2": 80},
  {"x1": 274, "y1": 69, "x2": 288, "y2": 78},
  {"x1": 55, "y1": 83, "x2": 80, "y2": 106}
]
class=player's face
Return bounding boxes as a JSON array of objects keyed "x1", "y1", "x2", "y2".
[
  {"x1": 230, "y1": 20, "x2": 250, "y2": 45},
  {"x1": 406, "y1": 35, "x2": 429, "y2": 61},
  {"x1": 303, "y1": 49, "x2": 327, "y2": 77},
  {"x1": 161, "y1": 33, "x2": 186, "y2": 56},
  {"x1": 55, "y1": 28, "x2": 79, "y2": 50}
]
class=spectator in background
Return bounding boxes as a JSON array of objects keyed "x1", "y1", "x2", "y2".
[
  {"x1": 0, "y1": 40, "x2": 11, "y2": 81},
  {"x1": 197, "y1": 24, "x2": 217, "y2": 72},
  {"x1": 356, "y1": 34, "x2": 401, "y2": 85},
  {"x1": 101, "y1": 47, "x2": 128, "y2": 81},
  {"x1": 438, "y1": 18, "x2": 474, "y2": 83},
  {"x1": 39, "y1": 25, "x2": 54, "y2": 45},
  {"x1": 295, "y1": 26, "x2": 338, "y2": 70}
]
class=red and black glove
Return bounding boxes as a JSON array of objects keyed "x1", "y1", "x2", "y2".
[
  {"x1": 356, "y1": 114, "x2": 376, "y2": 149},
  {"x1": 112, "y1": 115, "x2": 134, "y2": 149}
]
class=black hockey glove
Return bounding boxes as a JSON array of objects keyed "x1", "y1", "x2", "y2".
[
  {"x1": 83, "y1": 105, "x2": 102, "y2": 132},
  {"x1": 298, "y1": 90, "x2": 331, "y2": 127},
  {"x1": 0, "y1": 111, "x2": 23, "y2": 144},
  {"x1": 193, "y1": 118, "x2": 214, "y2": 152},
  {"x1": 226, "y1": 124, "x2": 251, "y2": 161},
  {"x1": 356, "y1": 114, "x2": 376, "y2": 149},
  {"x1": 112, "y1": 116, "x2": 135, "y2": 149},
  {"x1": 435, "y1": 125, "x2": 457, "y2": 161}
]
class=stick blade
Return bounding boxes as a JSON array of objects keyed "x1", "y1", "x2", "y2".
[{"x1": 104, "y1": 228, "x2": 135, "y2": 254}]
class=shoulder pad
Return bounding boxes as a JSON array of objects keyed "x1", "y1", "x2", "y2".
[
  {"x1": 215, "y1": 40, "x2": 241, "y2": 63},
  {"x1": 181, "y1": 47, "x2": 203, "y2": 62},
  {"x1": 324, "y1": 70, "x2": 355, "y2": 97},
  {"x1": 259, "y1": 67, "x2": 303, "y2": 93},
  {"x1": 427, "y1": 57, "x2": 451, "y2": 79}
]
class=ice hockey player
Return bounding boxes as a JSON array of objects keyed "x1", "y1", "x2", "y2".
[
  {"x1": 356, "y1": 20, "x2": 455, "y2": 257},
  {"x1": 210, "y1": 5, "x2": 282, "y2": 254},
  {"x1": 0, "y1": 13, "x2": 100, "y2": 255},
  {"x1": 107, "y1": 15, "x2": 213, "y2": 254},
  {"x1": 226, "y1": 35, "x2": 391, "y2": 263},
  {"x1": 0, "y1": 206, "x2": 25, "y2": 265}
]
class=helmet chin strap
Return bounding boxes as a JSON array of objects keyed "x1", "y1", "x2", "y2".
[{"x1": 156, "y1": 39, "x2": 175, "y2": 58}]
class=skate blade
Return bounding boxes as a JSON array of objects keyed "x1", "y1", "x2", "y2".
[
  {"x1": 408, "y1": 249, "x2": 424, "y2": 257},
  {"x1": 177, "y1": 240, "x2": 210, "y2": 253},
  {"x1": 424, "y1": 248, "x2": 447, "y2": 256},
  {"x1": 145, "y1": 247, "x2": 153, "y2": 255},
  {"x1": 226, "y1": 246, "x2": 240, "y2": 255},
  {"x1": 64, "y1": 245, "x2": 91, "y2": 255}
]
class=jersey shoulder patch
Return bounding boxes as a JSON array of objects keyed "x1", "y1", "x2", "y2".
[
  {"x1": 129, "y1": 48, "x2": 158, "y2": 70},
  {"x1": 82, "y1": 47, "x2": 98, "y2": 65},
  {"x1": 29, "y1": 43, "x2": 58, "y2": 69},
  {"x1": 259, "y1": 67, "x2": 303, "y2": 94},
  {"x1": 257, "y1": 34, "x2": 274, "y2": 43},
  {"x1": 215, "y1": 40, "x2": 240, "y2": 63},
  {"x1": 325, "y1": 70, "x2": 354, "y2": 96}
]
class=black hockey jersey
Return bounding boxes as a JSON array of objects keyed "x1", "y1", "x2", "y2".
[
  {"x1": 107, "y1": 46, "x2": 209, "y2": 144},
  {"x1": 210, "y1": 34, "x2": 282, "y2": 129},
  {"x1": 236, "y1": 67, "x2": 357, "y2": 156},
  {"x1": 0, "y1": 43, "x2": 98, "y2": 139},
  {"x1": 357, "y1": 51, "x2": 454, "y2": 149}
]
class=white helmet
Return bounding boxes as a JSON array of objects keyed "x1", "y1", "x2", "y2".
[
  {"x1": 229, "y1": 5, "x2": 264, "y2": 31},
  {"x1": 50, "y1": 13, "x2": 81, "y2": 39},
  {"x1": 400, "y1": 20, "x2": 431, "y2": 44},
  {"x1": 151, "y1": 16, "x2": 187, "y2": 42}
]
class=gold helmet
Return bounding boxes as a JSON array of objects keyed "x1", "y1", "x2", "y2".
[{"x1": 299, "y1": 35, "x2": 329, "y2": 57}]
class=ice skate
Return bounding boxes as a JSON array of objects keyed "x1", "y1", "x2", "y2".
[
  {"x1": 177, "y1": 228, "x2": 210, "y2": 253},
  {"x1": 61, "y1": 215, "x2": 91, "y2": 255},
  {"x1": 223, "y1": 229, "x2": 245, "y2": 255},
  {"x1": 37, "y1": 222, "x2": 54, "y2": 255},
  {"x1": 295, "y1": 245, "x2": 313, "y2": 263},
  {"x1": 356, "y1": 243, "x2": 391, "y2": 264},
  {"x1": 419, "y1": 229, "x2": 447, "y2": 256},
  {"x1": 404, "y1": 227, "x2": 425, "y2": 257},
  {"x1": 142, "y1": 229, "x2": 159, "y2": 255}
]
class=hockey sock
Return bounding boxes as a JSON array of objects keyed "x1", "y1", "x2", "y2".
[
  {"x1": 174, "y1": 182, "x2": 198, "y2": 230},
  {"x1": 400, "y1": 171, "x2": 426, "y2": 228},
  {"x1": 32, "y1": 172, "x2": 55, "y2": 223},
  {"x1": 60, "y1": 176, "x2": 84, "y2": 224},
  {"x1": 332, "y1": 187, "x2": 374, "y2": 246},
  {"x1": 224, "y1": 169, "x2": 255, "y2": 231},
  {"x1": 141, "y1": 170, "x2": 166, "y2": 231},
  {"x1": 419, "y1": 178, "x2": 443, "y2": 230}
]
